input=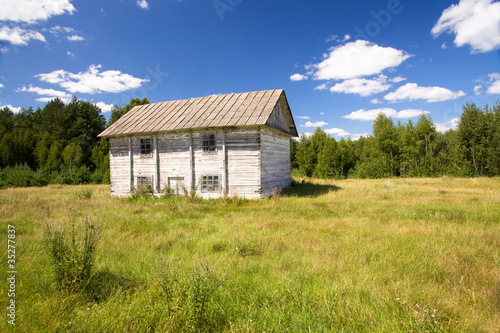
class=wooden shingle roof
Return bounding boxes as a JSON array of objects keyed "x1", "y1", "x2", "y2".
[{"x1": 99, "y1": 89, "x2": 298, "y2": 137}]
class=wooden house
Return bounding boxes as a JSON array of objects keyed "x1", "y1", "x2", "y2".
[{"x1": 99, "y1": 89, "x2": 298, "y2": 199}]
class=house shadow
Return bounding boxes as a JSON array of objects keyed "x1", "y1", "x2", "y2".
[{"x1": 281, "y1": 179, "x2": 341, "y2": 198}]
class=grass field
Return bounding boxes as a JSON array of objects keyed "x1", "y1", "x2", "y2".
[{"x1": 1, "y1": 177, "x2": 499, "y2": 332}]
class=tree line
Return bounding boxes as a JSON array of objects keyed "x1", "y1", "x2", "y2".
[
  {"x1": 0, "y1": 98, "x2": 498, "y2": 188},
  {"x1": 0, "y1": 97, "x2": 149, "y2": 188},
  {"x1": 291, "y1": 101, "x2": 500, "y2": 179}
]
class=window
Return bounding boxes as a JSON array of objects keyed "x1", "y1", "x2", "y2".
[
  {"x1": 140, "y1": 138, "x2": 152, "y2": 156},
  {"x1": 275, "y1": 104, "x2": 281, "y2": 120},
  {"x1": 137, "y1": 176, "x2": 152, "y2": 187},
  {"x1": 202, "y1": 133, "x2": 217, "y2": 154},
  {"x1": 201, "y1": 175, "x2": 220, "y2": 192}
]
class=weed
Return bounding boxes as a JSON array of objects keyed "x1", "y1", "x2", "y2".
[
  {"x1": 75, "y1": 187, "x2": 93, "y2": 199},
  {"x1": 130, "y1": 185, "x2": 154, "y2": 199},
  {"x1": 43, "y1": 215, "x2": 101, "y2": 293}
]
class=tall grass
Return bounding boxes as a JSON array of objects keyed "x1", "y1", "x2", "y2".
[{"x1": 0, "y1": 178, "x2": 499, "y2": 332}]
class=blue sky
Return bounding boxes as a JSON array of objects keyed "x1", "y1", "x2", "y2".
[{"x1": 0, "y1": 0, "x2": 499, "y2": 138}]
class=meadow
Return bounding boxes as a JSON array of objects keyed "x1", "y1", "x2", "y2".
[{"x1": 0, "y1": 177, "x2": 499, "y2": 332}]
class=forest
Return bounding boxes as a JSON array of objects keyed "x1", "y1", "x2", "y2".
[
  {"x1": 0, "y1": 97, "x2": 148, "y2": 188},
  {"x1": 291, "y1": 101, "x2": 500, "y2": 179},
  {"x1": 0, "y1": 98, "x2": 498, "y2": 188}
]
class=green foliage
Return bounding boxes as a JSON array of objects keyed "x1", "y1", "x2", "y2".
[
  {"x1": 0, "y1": 97, "x2": 148, "y2": 187},
  {"x1": 62, "y1": 142, "x2": 83, "y2": 169},
  {"x1": 43, "y1": 216, "x2": 101, "y2": 293},
  {"x1": 154, "y1": 254, "x2": 228, "y2": 332},
  {"x1": 0, "y1": 164, "x2": 35, "y2": 187},
  {"x1": 293, "y1": 101, "x2": 500, "y2": 179},
  {"x1": 130, "y1": 185, "x2": 155, "y2": 199}
]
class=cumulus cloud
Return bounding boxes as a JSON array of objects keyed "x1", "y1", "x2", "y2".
[
  {"x1": 16, "y1": 84, "x2": 72, "y2": 103},
  {"x1": 300, "y1": 121, "x2": 328, "y2": 127},
  {"x1": 36, "y1": 64, "x2": 150, "y2": 94},
  {"x1": 0, "y1": 104, "x2": 22, "y2": 113},
  {"x1": 325, "y1": 128, "x2": 350, "y2": 136},
  {"x1": 435, "y1": 118, "x2": 460, "y2": 133},
  {"x1": 342, "y1": 108, "x2": 430, "y2": 121},
  {"x1": 67, "y1": 35, "x2": 85, "y2": 42},
  {"x1": 95, "y1": 102, "x2": 114, "y2": 112},
  {"x1": 137, "y1": 0, "x2": 149, "y2": 10},
  {"x1": 312, "y1": 40, "x2": 411, "y2": 80},
  {"x1": 0, "y1": 26, "x2": 46, "y2": 45},
  {"x1": 0, "y1": 0, "x2": 75, "y2": 23},
  {"x1": 314, "y1": 83, "x2": 328, "y2": 90},
  {"x1": 330, "y1": 75, "x2": 392, "y2": 96},
  {"x1": 351, "y1": 133, "x2": 371, "y2": 141},
  {"x1": 432, "y1": 0, "x2": 500, "y2": 53},
  {"x1": 296, "y1": 116, "x2": 311, "y2": 120},
  {"x1": 384, "y1": 83, "x2": 466, "y2": 102},
  {"x1": 290, "y1": 73, "x2": 308, "y2": 81},
  {"x1": 486, "y1": 73, "x2": 500, "y2": 94}
]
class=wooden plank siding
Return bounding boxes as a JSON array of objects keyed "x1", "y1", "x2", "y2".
[{"x1": 260, "y1": 128, "x2": 291, "y2": 196}]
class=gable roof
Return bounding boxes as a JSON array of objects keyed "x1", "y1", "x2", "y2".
[{"x1": 99, "y1": 89, "x2": 298, "y2": 137}]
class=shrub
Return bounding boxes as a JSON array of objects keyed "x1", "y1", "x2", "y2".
[
  {"x1": 75, "y1": 187, "x2": 93, "y2": 200},
  {"x1": 130, "y1": 185, "x2": 155, "y2": 199},
  {"x1": 0, "y1": 164, "x2": 34, "y2": 187},
  {"x1": 43, "y1": 215, "x2": 101, "y2": 293}
]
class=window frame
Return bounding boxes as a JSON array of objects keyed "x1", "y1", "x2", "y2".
[
  {"x1": 201, "y1": 133, "x2": 217, "y2": 155},
  {"x1": 136, "y1": 176, "x2": 152, "y2": 187},
  {"x1": 140, "y1": 137, "x2": 152, "y2": 157},
  {"x1": 200, "y1": 174, "x2": 220, "y2": 193}
]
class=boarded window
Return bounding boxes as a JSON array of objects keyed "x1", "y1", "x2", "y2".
[
  {"x1": 202, "y1": 133, "x2": 217, "y2": 154},
  {"x1": 140, "y1": 138, "x2": 152, "y2": 155},
  {"x1": 201, "y1": 175, "x2": 220, "y2": 192}
]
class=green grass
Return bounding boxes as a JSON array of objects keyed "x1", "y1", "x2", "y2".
[{"x1": 1, "y1": 178, "x2": 499, "y2": 332}]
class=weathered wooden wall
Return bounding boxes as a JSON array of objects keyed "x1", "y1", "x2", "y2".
[
  {"x1": 260, "y1": 128, "x2": 291, "y2": 196},
  {"x1": 109, "y1": 137, "x2": 131, "y2": 196},
  {"x1": 108, "y1": 125, "x2": 290, "y2": 199}
]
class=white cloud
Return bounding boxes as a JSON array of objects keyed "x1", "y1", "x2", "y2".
[
  {"x1": 330, "y1": 75, "x2": 392, "y2": 96},
  {"x1": 384, "y1": 83, "x2": 466, "y2": 102},
  {"x1": 296, "y1": 116, "x2": 311, "y2": 120},
  {"x1": 342, "y1": 108, "x2": 430, "y2": 121},
  {"x1": 0, "y1": 26, "x2": 46, "y2": 45},
  {"x1": 49, "y1": 26, "x2": 75, "y2": 35},
  {"x1": 67, "y1": 51, "x2": 75, "y2": 58},
  {"x1": 312, "y1": 40, "x2": 411, "y2": 80},
  {"x1": 314, "y1": 83, "x2": 328, "y2": 90},
  {"x1": 326, "y1": 34, "x2": 351, "y2": 43},
  {"x1": 370, "y1": 98, "x2": 383, "y2": 104},
  {"x1": 300, "y1": 121, "x2": 328, "y2": 127},
  {"x1": 432, "y1": 0, "x2": 500, "y2": 53},
  {"x1": 435, "y1": 118, "x2": 460, "y2": 133},
  {"x1": 486, "y1": 73, "x2": 500, "y2": 94},
  {"x1": 325, "y1": 128, "x2": 350, "y2": 136},
  {"x1": 17, "y1": 84, "x2": 72, "y2": 103},
  {"x1": 396, "y1": 109, "x2": 431, "y2": 118},
  {"x1": 36, "y1": 64, "x2": 150, "y2": 94},
  {"x1": 0, "y1": 0, "x2": 75, "y2": 23},
  {"x1": 95, "y1": 102, "x2": 114, "y2": 112},
  {"x1": 67, "y1": 35, "x2": 85, "y2": 42},
  {"x1": 0, "y1": 104, "x2": 22, "y2": 113},
  {"x1": 351, "y1": 133, "x2": 371, "y2": 141},
  {"x1": 137, "y1": 0, "x2": 149, "y2": 10},
  {"x1": 290, "y1": 73, "x2": 308, "y2": 81},
  {"x1": 0, "y1": 83, "x2": 3, "y2": 89}
]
